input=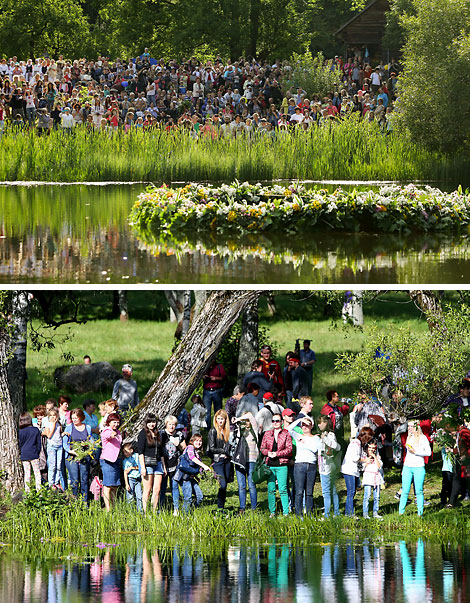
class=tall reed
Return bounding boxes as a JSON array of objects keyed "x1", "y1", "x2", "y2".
[{"x1": 0, "y1": 122, "x2": 466, "y2": 183}]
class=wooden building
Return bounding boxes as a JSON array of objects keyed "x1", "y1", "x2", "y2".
[{"x1": 335, "y1": 0, "x2": 392, "y2": 61}]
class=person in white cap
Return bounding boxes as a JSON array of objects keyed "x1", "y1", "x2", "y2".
[{"x1": 112, "y1": 364, "x2": 139, "y2": 412}]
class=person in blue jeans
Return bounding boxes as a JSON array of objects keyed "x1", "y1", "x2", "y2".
[
  {"x1": 202, "y1": 360, "x2": 226, "y2": 428},
  {"x1": 43, "y1": 408, "x2": 64, "y2": 488},
  {"x1": 122, "y1": 443, "x2": 143, "y2": 512},
  {"x1": 174, "y1": 434, "x2": 212, "y2": 512},
  {"x1": 341, "y1": 426, "x2": 374, "y2": 517},
  {"x1": 62, "y1": 409, "x2": 92, "y2": 502},
  {"x1": 398, "y1": 421, "x2": 431, "y2": 516},
  {"x1": 317, "y1": 415, "x2": 341, "y2": 517},
  {"x1": 231, "y1": 413, "x2": 259, "y2": 511}
]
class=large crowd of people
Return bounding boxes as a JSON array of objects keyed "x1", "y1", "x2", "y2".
[
  {"x1": 18, "y1": 345, "x2": 470, "y2": 519},
  {"x1": 0, "y1": 50, "x2": 400, "y2": 137}
]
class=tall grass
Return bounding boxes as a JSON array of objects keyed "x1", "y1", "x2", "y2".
[
  {"x1": 2, "y1": 498, "x2": 469, "y2": 546},
  {"x1": 0, "y1": 122, "x2": 467, "y2": 183}
]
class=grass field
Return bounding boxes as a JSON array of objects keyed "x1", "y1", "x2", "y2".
[{"x1": 25, "y1": 291, "x2": 427, "y2": 412}]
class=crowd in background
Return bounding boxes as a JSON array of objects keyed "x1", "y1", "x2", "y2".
[
  {"x1": 18, "y1": 343, "x2": 470, "y2": 519},
  {"x1": 0, "y1": 49, "x2": 400, "y2": 137}
]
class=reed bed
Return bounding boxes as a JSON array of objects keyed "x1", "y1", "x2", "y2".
[
  {"x1": 2, "y1": 497, "x2": 469, "y2": 547},
  {"x1": 0, "y1": 122, "x2": 466, "y2": 183}
]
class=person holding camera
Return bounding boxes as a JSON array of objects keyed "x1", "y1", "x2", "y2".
[{"x1": 259, "y1": 345, "x2": 284, "y2": 391}]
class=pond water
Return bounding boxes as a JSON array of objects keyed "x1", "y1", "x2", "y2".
[
  {"x1": 1, "y1": 183, "x2": 469, "y2": 284},
  {"x1": 0, "y1": 539, "x2": 467, "y2": 602}
]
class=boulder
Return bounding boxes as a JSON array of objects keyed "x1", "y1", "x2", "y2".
[{"x1": 54, "y1": 362, "x2": 121, "y2": 395}]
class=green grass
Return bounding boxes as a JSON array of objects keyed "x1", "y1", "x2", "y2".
[
  {"x1": 1, "y1": 121, "x2": 468, "y2": 183},
  {"x1": 1, "y1": 459, "x2": 468, "y2": 546},
  {"x1": 25, "y1": 291, "x2": 426, "y2": 411}
]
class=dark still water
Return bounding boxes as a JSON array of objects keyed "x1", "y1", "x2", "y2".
[
  {"x1": 0, "y1": 539, "x2": 468, "y2": 602},
  {"x1": 1, "y1": 183, "x2": 470, "y2": 284}
]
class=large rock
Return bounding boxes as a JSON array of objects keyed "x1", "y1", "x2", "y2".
[{"x1": 54, "y1": 362, "x2": 121, "y2": 395}]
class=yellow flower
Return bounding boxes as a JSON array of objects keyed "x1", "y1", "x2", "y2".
[
  {"x1": 284, "y1": 189, "x2": 292, "y2": 196},
  {"x1": 227, "y1": 211, "x2": 237, "y2": 222},
  {"x1": 293, "y1": 203, "x2": 300, "y2": 211}
]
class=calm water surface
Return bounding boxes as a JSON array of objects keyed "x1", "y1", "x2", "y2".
[
  {"x1": 0, "y1": 539, "x2": 467, "y2": 602},
  {"x1": 1, "y1": 184, "x2": 470, "y2": 284}
]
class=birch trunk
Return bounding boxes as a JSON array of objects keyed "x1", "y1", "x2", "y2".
[
  {"x1": 126, "y1": 290, "x2": 263, "y2": 439},
  {"x1": 0, "y1": 312, "x2": 24, "y2": 493},
  {"x1": 237, "y1": 299, "x2": 259, "y2": 384},
  {"x1": 7, "y1": 291, "x2": 29, "y2": 416}
]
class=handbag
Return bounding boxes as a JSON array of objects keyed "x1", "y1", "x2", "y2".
[
  {"x1": 252, "y1": 452, "x2": 272, "y2": 484},
  {"x1": 178, "y1": 451, "x2": 200, "y2": 476}
]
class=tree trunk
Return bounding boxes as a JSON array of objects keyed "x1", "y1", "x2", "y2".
[
  {"x1": 237, "y1": 299, "x2": 259, "y2": 384},
  {"x1": 266, "y1": 293, "x2": 277, "y2": 316},
  {"x1": 249, "y1": 0, "x2": 261, "y2": 57},
  {"x1": 164, "y1": 291, "x2": 186, "y2": 338},
  {"x1": 112, "y1": 291, "x2": 120, "y2": 318},
  {"x1": 350, "y1": 290, "x2": 364, "y2": 326},
  {"x1": 119, "y1": 290, "x2": 129, "y2": 322},
  {"x1": 7, "y1": 291, "x2": 30, "y2": 416},
  {"x1": 125, "y1": 290, "x2": 263, "y2": 439},
  {"x1": 181, "y1": 290, "x2": 192, "y2": 337},
  {"x1": 193, "y1": 290, "x2": 209, "y2": 319},
  {"x1": 409, "y1": 290, "x2": 444, "y2": 331},
  {"x1": 0, "y1": 305, "x2": 24, "y2": 494}
]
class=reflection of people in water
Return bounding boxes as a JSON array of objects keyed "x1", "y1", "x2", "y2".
[{"x1": 399, "y1": 540, "x2": 426, "y2": 603}]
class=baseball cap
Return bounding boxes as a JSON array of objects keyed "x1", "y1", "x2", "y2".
[
  {"x1": 282, "y1": 408, "x2": 296, "y2": 417},
  {"x1": 263, "y1": 392, "x2": 274, "y2": 400}
]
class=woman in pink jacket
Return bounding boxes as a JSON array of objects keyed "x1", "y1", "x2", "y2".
[
  {"x1": 260, "y1": 413, "x2": 293, "y2": 517},
  {"x1": 100, "y1": 412, "x2": 123, "y2": 511}
]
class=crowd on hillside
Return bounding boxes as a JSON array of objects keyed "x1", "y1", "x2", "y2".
[
  {"x1": 18, "y1": 343, "x2": 470, "y2": 519},
  {"x1": 0, "y1": 49, "x2": 400, "y2": 137}
]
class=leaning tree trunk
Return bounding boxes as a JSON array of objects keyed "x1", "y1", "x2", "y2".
[
  {"x1": 7, "y1": 291, "x2": 30, "y2": 416},
  {"x1": 164, "y1": 290, "x2": 191, "y2": 339},
  {"x1": 119, "y1": 290, "x2": 129, "y2": 322},
  {"x1": 350, "y1": 290, "x2": 363, "y2": 326},
  {"x1": 181, "y1": 290, "x2": 192, "y2": 337},
  {"x1": 409, "y1": 290, "x2": 444, "y2": 332},
  {"x1": 193, "y1": 290, "x2": 209, "y2": 320},
  {"x1": 125, "y1": 290, "x2": 263, "y2": 439},
  {"x1": 0, "y1": 314, "x2": 24, "y2": 494},
  {"x1": 237, "y1": 298, "x2": 259, "y2": 384}
]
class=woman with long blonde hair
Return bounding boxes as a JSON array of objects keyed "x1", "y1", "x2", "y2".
[
  {"x1": 398, "y1": 420, "x2": 431, "y2": 516},
  {"x1": 207, "y1": 409, "x2": 232, "y2": 511}
]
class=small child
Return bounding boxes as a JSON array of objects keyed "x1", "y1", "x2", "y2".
[
  {"x1": 362, "y1": 440, "x2": 384, "y2": 519},
  {"x1": 122, "y1": 443, "x2": 143, "y2": 512},
  {"x1": 173, "y1": 434, "x2": 211, "y2": 512},
  {"x1": 190, "y1": 395, "x2": 207, "y2": 433}
]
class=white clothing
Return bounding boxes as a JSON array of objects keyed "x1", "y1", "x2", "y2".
[
  {"x1": 317, "y1": 431, "x2": 341, "y2": 475},
  {"x1": 341, "y1": 438, "x2": 362, "y2": 477},
  {"x1": 403, "y1": 434, "x2": 431, "y2": 468}
]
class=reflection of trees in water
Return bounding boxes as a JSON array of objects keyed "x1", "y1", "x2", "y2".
[{"x1": 1, "y1": 540, "x2": 468, "y2": 602}]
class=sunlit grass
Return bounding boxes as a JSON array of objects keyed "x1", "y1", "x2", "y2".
[{"x1": 0, "y1": 121, "x2": 466, "y2": 183}]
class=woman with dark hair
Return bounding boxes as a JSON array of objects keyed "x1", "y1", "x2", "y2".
[
  {"x1": 100, "y1": 412, "x2": 123, "y2": 511},
  {"x1": 260, "y1": 412, "x2": 293, "y2": 517},
  {"x1": 19, "y1": 412, "x2": 42, "y2": 492},
  {"x1": 317, "y1": 414, "x2": 341, "y2": 517},
  {"x1": 341, "y1": 426, "x2": 374, "y2": 516},
  {"x1": 137, "y1": 414, "x2": 167, "y2": 513},
  {"x1": 63, "y1": 408, "x2": 92, "y2": 501},
  {"x1": 57, "y1": 395, "x2": 72, "y2": 428},
  {"x1": 207, "y1": 409, "x2": 232, "y2": 511}
]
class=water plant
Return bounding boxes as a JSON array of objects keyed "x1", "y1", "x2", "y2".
[{"x1": 131, "y1": 181, "x2": 470, "y2": 235}]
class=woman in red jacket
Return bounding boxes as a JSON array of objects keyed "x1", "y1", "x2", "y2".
[{"x1": 260, "y1": 413, "x2": 293, "y2": 517}]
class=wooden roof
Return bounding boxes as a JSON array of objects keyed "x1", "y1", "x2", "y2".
[{"x1": 335, "y1": 0, "x2": 390, "y2": 45}]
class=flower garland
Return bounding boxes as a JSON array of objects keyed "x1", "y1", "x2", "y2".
[{"x1": 130, "y1": 181, "x2": 470, "y2": 235}]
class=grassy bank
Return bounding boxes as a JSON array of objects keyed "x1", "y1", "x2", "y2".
[
  {"x1": 25, "y1": 292, "x2": 425, "y2": 410},
  {"x1": 0, "y1": 122, "x2": 467, "y2": 183},
  {"x1": 1, "y1": 461, "x2": 469, "y2": 545}
]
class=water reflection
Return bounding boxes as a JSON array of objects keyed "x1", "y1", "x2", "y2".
[
  {"x1": 1, "y1": 539, "x2": 468, "y2": 602},
  {"x1": 1, "y1": 184, "x2": 470, "y2": 283}
]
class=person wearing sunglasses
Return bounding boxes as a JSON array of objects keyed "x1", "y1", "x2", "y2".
[{"x1": 260, "y1": 413, "x2": 293, "y2": 517}]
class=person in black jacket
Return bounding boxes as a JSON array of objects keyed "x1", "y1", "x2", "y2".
[
  {"x1": 207, "y1": 410, "x2": 232, "y2": 510},
  {"x1": 137, "y1": 414, "x2": 167, "y2": 513},
  {"x1": 18, "y1": 412, "x2": 42, "y2": 492},
  {"x1": 243, "y1": 360, "x2": 273, "y2": 403}
]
